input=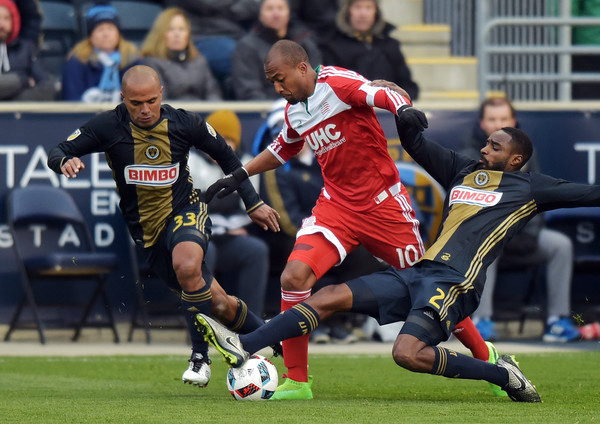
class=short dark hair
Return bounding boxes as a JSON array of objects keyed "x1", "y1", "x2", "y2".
[
  {"x1": 265, "y1": 40, "x2": 310, "y2": 68},
  {"x1": 501, "y1": 127, "x2": 533, "y2": 168},
  {"x1": 479, "y1": 96, "x2": 516, "y2": 120}
]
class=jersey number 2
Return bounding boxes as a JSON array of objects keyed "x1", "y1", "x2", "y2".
[{"x1": 428, "y1": 288, "x2": 445, "y2": 310}]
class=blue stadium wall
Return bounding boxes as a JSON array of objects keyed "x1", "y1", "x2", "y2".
[{"x1": 1, "y1": 104, "x2": 599, "y2": 322}]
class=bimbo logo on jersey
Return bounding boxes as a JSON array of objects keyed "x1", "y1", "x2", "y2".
[
  {"x1": 449, "y1": 185, "x2": 502, "y2": 207},
  {"x1": 125, "y1": 163, "x2": 179, "y2": 186},
  {"x1": 304, "y1": 124, "x2": 342, "y2": 150}
]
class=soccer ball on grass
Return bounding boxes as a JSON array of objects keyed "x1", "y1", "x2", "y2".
[{"x1": 226, "y1": 354, "x2": 278, "y2": 400}]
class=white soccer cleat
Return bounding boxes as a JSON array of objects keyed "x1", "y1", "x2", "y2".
[{"x1": 182, "y1": 352, "x2": 211, "y2": 387}]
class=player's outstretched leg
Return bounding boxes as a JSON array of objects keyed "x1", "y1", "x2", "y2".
[
  {"x1": 485, "y1": 342, "x2": 508, "y2": 397},
  {"x1": 496, "y1": 354, "x2": 542, "y2": 402},
  {"x1": 196, "y1": 313, "x2": 249, "y2": 367}
]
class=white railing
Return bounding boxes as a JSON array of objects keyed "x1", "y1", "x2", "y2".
[{"x1": 476, "y1": 0, "x2": 600, "y2": 101}]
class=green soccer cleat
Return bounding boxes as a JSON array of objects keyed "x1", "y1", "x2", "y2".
[
  {"x1": 270, "y1": 375, "x2": 314, "y2": 400},
  {"x1": 485, "y1": 341, "x2": 508, "y2": 397}
]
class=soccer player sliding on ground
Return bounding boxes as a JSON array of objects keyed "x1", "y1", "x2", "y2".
[{"x1": 199, "y1": 104, "x2": 600, "y2": 402}]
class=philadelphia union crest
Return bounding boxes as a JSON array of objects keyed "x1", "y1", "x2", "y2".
[
  {"x1": 145, "y1": 145, "x2": 160, "y2": 160},
  {"x1": 474, "y1": 171, "x2": 489, "y2": 186}
]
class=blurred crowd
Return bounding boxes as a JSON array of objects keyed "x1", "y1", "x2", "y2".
[{"x1": 0, "y1": 0, "x2": 419, "y2": 102}]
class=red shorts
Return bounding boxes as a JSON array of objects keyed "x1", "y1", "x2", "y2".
[{"x1": 288, "y1": 183, "x2": 424, "y2": 279}]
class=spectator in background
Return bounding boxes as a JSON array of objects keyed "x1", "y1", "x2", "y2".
[
  {"x1": 0, "y1": 0, "x2": 56, "y2": 100},
  {"x1": 571, "y1": 0, "x2": 600, "y2": 100},
  {"x1": 188, "y1": 109, "x2": 270, "y2": 317},
  {"x1": 461, "y1": 95, "x2": 580, "y2": 343},
  {"x1": 231, "y1": 0, "x2": 322, "y2": 100},
  {"x1": 62, "y1": 1, "x2": 141, "y2": 102},
  {"x1": 319, "y1": 0, "x2": 419, "y2": 100},
  {"x1": 287, "y1": 0, "x2": 337, "y2": 39},
  {"x1": 141, "y1": 7, "x2": 222, "y2": 101},
  {"x1": 16, "y1": 0, "x2": 41, "y2": 49},
  {"x1": 165, "y1": 0, "x2": 261, "y2": 97}
]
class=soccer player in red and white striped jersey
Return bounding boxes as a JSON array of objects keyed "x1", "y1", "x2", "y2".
[{"x1": 205, "y1": 40, "x2": 489, "y2": 399}]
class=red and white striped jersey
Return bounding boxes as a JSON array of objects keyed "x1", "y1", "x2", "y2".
[{"x1": 267, "y1": 65, "x2": 410, "y2": 212}]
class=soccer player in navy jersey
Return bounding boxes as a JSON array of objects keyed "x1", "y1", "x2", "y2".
[{"x1": 48, "y1": 65, "x2": 280, "y2": 388}]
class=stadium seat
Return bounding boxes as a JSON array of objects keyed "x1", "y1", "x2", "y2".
[
  {"x1": 79, "y1": 0, "x2": 164, "y2": 47},
  {"x1": 39, "y1": 1, "x2": 80, "y2": 79},
  {"x1": 545, "y1": 207, "x2": 600, "y2": 273},
  {"x1": 545, "y1": 207, "x2": 600, "y2": 319},
  {"x1": 4, "y1": 185, "x2": 120, "y2": 344},
  {"x1": 494, "y1": 249, "x2": 547, "y2": 333}
]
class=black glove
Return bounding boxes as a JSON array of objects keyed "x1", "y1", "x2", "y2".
[
  {"x1": 396, "y1": 105, "x2": 428, "y2": 132},
  {"x1": 205, "y1": 167, "x2": 249, "y2": 203}
]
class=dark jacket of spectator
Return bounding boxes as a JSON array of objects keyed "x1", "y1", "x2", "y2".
[
  {"x1": 0, "y1": 0, "x2": 54, "y2": 100},
  {"x1": 144, "y1": 53, "x2": 222, "y2": 101},
  {"x1": 16, "y1": 0, "x2": 42, "y2": 48},
  {"x1": 165, "y1": 0, "x2": 260, "y2": 40},
  {"x1": 319, "y1": 0, "x2": 419, "y2": 100},
  {"x1": 287, "y1": 0, "x2": 337, "y2": 38},
  {"x1": 231, "y1": 21, "x2": 322, "y2": 100}
]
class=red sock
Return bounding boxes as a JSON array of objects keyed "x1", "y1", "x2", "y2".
[
  {"x1": 281, "y1": 289, "x2": 311, "y2": 382},
  {"x1": 452, "y1": 317, "x2": 489, "y2": 361}
]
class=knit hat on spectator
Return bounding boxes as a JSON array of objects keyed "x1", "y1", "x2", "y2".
[
  {"x1": 206, "y1": 110, "x2": 242, "y2": 148},
  {"x1": 0, "y1": 0, "x2": 21, "y2": 44},
  {"x1": 86, "y1": 1, "x2": 120, "y2": 36}
]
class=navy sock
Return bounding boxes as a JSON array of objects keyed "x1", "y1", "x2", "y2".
[
  {"x1": 241, "y1": 302, "x2": 321, "y2": 354},
  {"x1": 431, "y1": 346, "x2": 509, "y2": 387},
  {"x1": 181, "y1": 286, "x2": 212, "y2": 356},
  {"x1": 228, "y1": 298, "x2": 264, "y2": 334}
]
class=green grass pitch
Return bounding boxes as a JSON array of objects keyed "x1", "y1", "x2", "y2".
[{"x1": 1, "y1": 352, "x2": 599, "y2": 423}]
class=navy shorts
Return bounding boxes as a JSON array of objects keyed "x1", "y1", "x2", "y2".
[
  {"x1": 347, "y1": 261, "x2": 480, "y2": 342},
  {"x1": 139, "y1": 202, "x2": 214, "y2": 292}
]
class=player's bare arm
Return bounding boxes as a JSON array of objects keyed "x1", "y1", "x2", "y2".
[
  {"x1": 249, "y1": 204, "x2": 281, "y2": 232},
  {"x1": 369, "y1": 79, "x2": 411, "y2": 101},
  {"x1": 60, "y1": 157, "x2": 85, "y2": 178},
  {"x1": 243, "y1": 149, "x2": 283, "y2": 176}
]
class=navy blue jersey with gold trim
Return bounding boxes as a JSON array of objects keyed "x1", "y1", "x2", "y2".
[
  {"x1": 398, "y1": 125, "x2": 600, "y2": 295},
  {"x1": 48, "y1": 103, "x2": 262, "y2": 247}
]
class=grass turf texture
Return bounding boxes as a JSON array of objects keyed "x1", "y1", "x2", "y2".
[{"x1": 1, "y1": 352, "x2": 598, "y2": 423}]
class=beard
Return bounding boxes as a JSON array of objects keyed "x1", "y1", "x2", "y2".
[{"x1": 478, "y1": 156, "x2": 509, "y2": 171}]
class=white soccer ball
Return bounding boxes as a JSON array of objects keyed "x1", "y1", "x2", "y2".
[{"x1": 226, "y1": 354, "x2": 278, "y2": 401}]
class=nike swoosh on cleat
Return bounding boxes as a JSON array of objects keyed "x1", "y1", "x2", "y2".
[
  {"x1": 225, "y1": 337, "x2": 238, "y2": 349},
  {"x1": 512, "y1": 372, "x2": 527, "y2": 391}
]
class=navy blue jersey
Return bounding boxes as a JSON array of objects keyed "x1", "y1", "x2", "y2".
[
  {"x1": 48, "y1": 103, "x2": 263, "y2": 247},
  {"x1": 398, "y1": 125, "x2": 600, "y2": 303}
]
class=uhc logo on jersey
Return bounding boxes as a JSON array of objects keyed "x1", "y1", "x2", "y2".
[
  {"x1": 304, "y1": 124, "x2": 345, "y2": 154},
  {"x1": 449, "y1": 185, "x2": 502, "y2": 207},
  {"x1": 125, "y1": 163, "x2": 179, "y2": 186}
]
